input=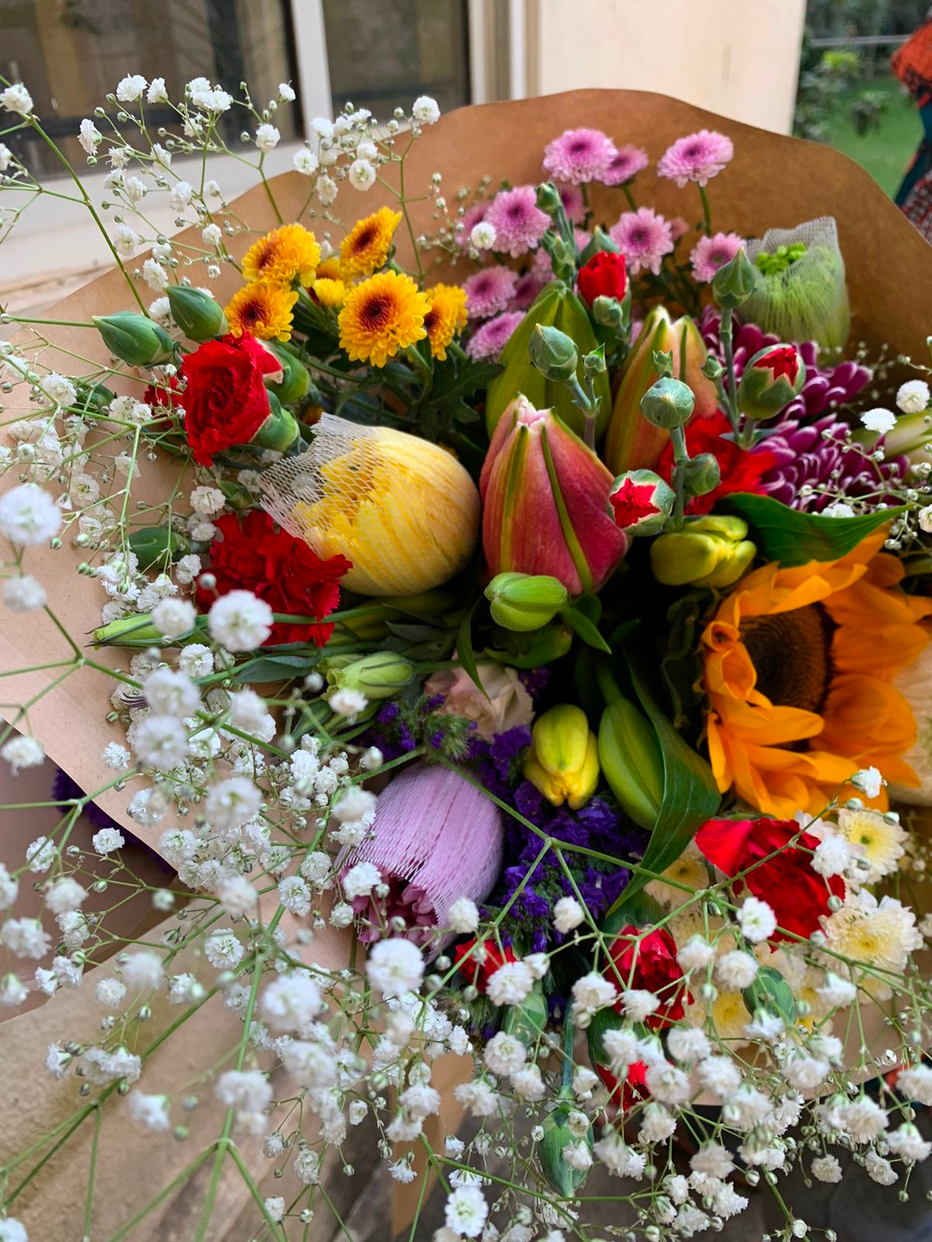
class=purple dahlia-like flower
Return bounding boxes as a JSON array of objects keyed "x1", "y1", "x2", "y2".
[
  {"x1": 601, "y1": 144, "x2": 650, "y2": 187},
  {"x1": 690, "y1": 231, "x2": 746, "y2": 283},
  {"x1": 487, "y1": 185, "x2": 550, "y2": 258},
  {"x1": 462, "y1": 264, "x2": 518, "y2": 320},
  {"x1": 609, "y1": 207, "x2": 674, "y2": 276},
  {"x1": 558, "y1": 181, "x2": 587, "y2": 225}
]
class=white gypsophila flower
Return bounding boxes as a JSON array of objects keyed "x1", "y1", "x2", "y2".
[
  {"x1": 3, "y1": 575, "x2": 46, "y2": 612},
  {"x1": 147, "y1": 77, "x2": 169, "y2": 104},
  {"x1": 836, "y1": 1095, "x2": 888, "y2": 1142},
  {"x1": 571, "y1": 971, "x2": 617, "y2": 1015},
  {"x1": 96, "y1": 976, "x2": 127, "y2": 1009},
  {"x1": 0, "y1": 142, "x2": 13, "y2": 171},
  {"x1": 215, "y1": 1068, "x2": 272, "y2": 1113},
  {"x1": 696, "y1": 1055, "x2": 742, "y2": 1100},
  {"x1": 123, "y1": 175, "x2": 146, "y2": 203},
  {"x1": 821, "y1": 501, "x2": 855, "y2": 518},
  {"x1": 293, "y1": 148, "x2": 319, "y2": 176},
  {"x1": 343, "y1": 860, "x2": 380, "y2": 900},
  {"x1": 278, "y1": 82, "x2": 296, "y2": 102},
  {"x1": 131, "y1": 714, "x2": 189, "y2": 771},
  {"x1": 897, "y1": 379, "x2": 930, "y2": 414},
  {"x1": 811, "y1": 1154, "x2": 843, "y2": 1183},
  {"x1": 332, "y1": 786, "x2": 376, "y2": 823},
  {"x1": 553, "y1": 896, "x2": 585, "y2": 933},
  {"x1": 511, "y1": 1064, "x2": 545, "y2": 1101},
  {"x1": 594, "y1": 1132, "x2": 647, "y2": 1179},
  {"x1": 470, "y1": 222, "x2": 497, "y2": 250},
  {"x1": 366, "y1": 938, "x2": 424, "y2": 997},
  {"x1": 448, "y1": 897, "x2": 479, "y2": 934},
  {"x1": 691, "y1": 1142, "x2": 734, "y2": 1179},
  {"x1": 170, "y1": 180, "x2": 193, "y2": 211},
  {"x1": 142, "y1": 259, "x2": 169, "y2": 291},
  {"x1": 622, "y1": 989, "x2": 660, "y2": 1023},
  {"x1": 0, "y1": 865, "x2": 18, "y2": 911},
  {"x1": 39, "y1": 372, "x2": 77, "y2": 407},
  {"x1": 112, "y1": 223, "x2": 138, "y2": 257},
  {"x1": 666, "y1": 1027, "x2": 711, "y2": 1064},
  {"x1": 1, "y1": 735, "x2": 44, "y2": 776},
  {"x1": 360, "y1": 745, "x2": 383, "y2": 770},
  {"x1": 851, "y1": 766, "x2": 883, "y2": 798},
  {"x1": 645, "y1": 1062, "x2": 691, "y2": 1105},
  {"x1": 260, "y1": 972, "x2": 324, "y2": 1034},
  {"x1": 310, "y1": 116, "x2": 333, "y2": 140},
  {"x1": 300, "y1": 851, "x2": 331, "y2": 886},
  {"x1": 0, "y1": 484, "x2": 62, "y2": 546},
  {"x1": 26, "y1": 835, "x2": 55, "y2": 873},
  {"x1": 487, "y1": 960, "x2": 534, "y2": 1006},
  {"x1": 216, "y1": 875, "x2": 258, "y2": 918},
  {"x1": 887, "y1": 1123, "x2": 932, "y2": 1163},
  {"x1": 445, "y1": 1185, "x2": 488, "y2": 1238},
  {"x1": 715, "y1": 949, "x2": 758, "y2": 990},
  {"x1": 92, "y1": 827, "x2": 124, "y2": 855},
  {"x1": 919, "y1": 506, "x2": 932, "y2": 535},
  {"x1": 676, "y1": 934, "x2": 715, "y2": 971},
  {"x1": 45, "y1": 877, "x2": 86, "y2": 916},
  {"x1": 144, "y1": 667, "x2": 199, "y2": 717},
  {"x1": 174, "y1": 554, "x2": 202, "y2": 586},
  {"x1": 81, "y1": 1045, "x2": 141, "y2": 1085},
  {"x1": 484, "y1": 1032, "x2": 527, "y2": 1076},
  {"x1": 737, "y1": 895, "x2": 777, "y2": 943},
  {"x1": 602, "y1": 1027, "x2": 638, "y2": 1074},
  {"x1": 127, "y1": 1090, "x2": 171, "y2": 1132},
  {"x1": 562, "y1": 1140, "x2": 593, "y2": 1172},
  {"x1": 640, "y1": 1102, "x2": 677, "y2": 1143},
  {"x1": 179, "y1": 644, "x2": 214, "y2": 677},
  {"x1": 116, "y1": 74, "x2": 147, "y2": 102},
  {"x1": 899, "y1": 1064, "x2": 932, "y2": 1107},
  {"x1": 412, "y1": 95, "x2": 441, "y2": 125},
  {"x1": 151, "y1": 597, "x2": 196, "y2": 639},
  {"x1": 348, "y1": 159, "x2": 376, "y2": 191},
  {"x1": 205, "y1": 930, "x2": 244, "y2": 969},
  {"x1": 1, "y1": 84, "x2": 33, "y2": 116},
  {"x1": 202, "y1": 223, "x2": 222, "y2": 248},
  {"x1": 78, "y1": 118, "x2": 102, "y2": 154},
  {"x1": 328, "y1": 687, "x2": 367, "y2": 718},
  {"x1": 255, "y1": 124, "x2": 280, "y2": 152},
  {"x1": 865, "y1": 1151, "x2": 897, "y2": 1185},
  {"x1": 121, "y1": 949, "x2": 164, "y2": 991},
  {"x1": 1, "y1": 918, "x2": 51, "y2": 960},
  {"x1": 781, "y1": 1054, "x2": 829, "y2": 1091},
  {"x1": 208, "y1": 591, "x2": 273, "y2": 651},
  {"x1": 317, "y1": 175, "x2": 338, "y2": 205},
  {"x1": 190, "y1": 485, "x2": 225, "y2": 516},
  {"x1": 329, "y1": 901, "x2": 354, "y2": 928},
  {"x1": 0, "y1": 1220, "x2": 28, "y2": 1242},
  {"x1": 812, "y1": 832, "x2": 851, "y2": 878},
  {"x1": 0, "y1": 973, "x2": 28, "y2": 1007},
  {"x1": 277, "y1": 875, "x2": 311, "y2": 916},
  {"x1": 226, "y1": 689, "x2": 268, "y2": 734},
  {"x1": 861, "y1": 407, "x2": 896, "y2": 435}
]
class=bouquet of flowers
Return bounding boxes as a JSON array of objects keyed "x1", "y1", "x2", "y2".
[{"x1": 3, "y1": 73, "x2": 932, "y2": 1242}]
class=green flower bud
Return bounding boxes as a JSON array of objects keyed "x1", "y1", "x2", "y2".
[
  {"x1": 652, "y1": 349, "x2": 674, "y2": 380},
  {"x1": 166, "y1": 285, "x2": 226, "y2": 342},
  {"x1": 93, "y1": 613, "x2": 164, "y2": 647},
  {"x1": 700, "y1": 354, "x2": 725, "y2": 383},
  {"x1": 266, "y1": 341, "x2": 312, "y2": 405},
  {"x1": 127, "y1": 525, "x2": 190, "y2": 571},
  {"x1": 579, "y1": 226, "x2": 621, "y2": 265},
  {"x1": 219, "y1": 478, "x2": 257, "y2": 510},
  {"x1": 583, "y1": 346, "x2": 607, "y2": 378},
  {"x1": 525, "y1": 704, "x2": 599, "y2": 810},
  {"x1": 737, "y1": 345, "x2": 805, "y2": 421},
  {"x1": 639, "y1": 377, "x2": 695, "y2": 429},
  {"x1": 607, "y1": 468, "x2": 674, "y2": 536},
  {"x1": 484, "y1": 621, "x2": 573, "y2": 669},
  {"x1": 540, "y1": 1106, "x2": 591, "y2": 1197},
  {"x1": 651, "y1": 515, "x2": 756, "y2": 588},
  {"x1": 326, "y1": 651, "x2": 416, "y2": 698},
  {"x1": 485, "y1": 572, "x2": 569, "y2": 632},
  {"x1": 591, "y1": 295, "x2": 624, "y2": 330},
  {"x1": 711, "y1": 246, "x2": 757, "y2": 310},
  {"x1": 249, "y1": 392, "x2": 299, "y2": 454},
  {"x1": 93, "y1": 312, "x2": 175, "y2": 367},
  {"x1": 535, "y1": 181, "x2": 563, "y2": 215},
  {"x1": 528, "y1": 323, "x2": 579, "y2": 382},
  {"x1": 682, "y1": 452, "x2": 721, "y2": 498}
]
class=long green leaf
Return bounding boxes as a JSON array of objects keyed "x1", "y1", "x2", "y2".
[
  {"x1": 456, "y1": 602, "x2": 487, "y2": 698},
  {"x1": 724, "y1": 492, "x2": 903, "y2": 567}
]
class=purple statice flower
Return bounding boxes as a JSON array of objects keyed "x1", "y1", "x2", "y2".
[
  {"x1": 543, "y1": 127, "x2": 617, "y2": 185},
  {"x1": 53, "y1": 767, "x2": 128, "y2": 836},
  {"x1": 486, "y1": 185, "x2": 550, "y2": 258},
  {"x1": 509, "y1": 271, "x2": 546, "y2": 312},
  {"x1": 454, "y1": 201, "x2": 488, "y2": 247},
  {"x1": 467, "y1": 310, "x2": 526, "y2": 361},
  {"x1": 558, "y1": 181, "x2": 587, "y2": 224},
  {"x1": 600, "y1": 144, "x2": 649, "y2": 186},
  {"x1": 690, "y1": 231, "x2": 745, "y2": 283},
  {"x1": 462, "y1": 265, "x2": 518, "y2": 320},
  {"x1": 609, "y1": 207, "x2": 674, "y2": 275},
  {"x1": 657, "y1": 129, "x2": 734, "y2": 187},
  {"x1": 518, "y1": 667, "x2": 550, "y2": 700}
]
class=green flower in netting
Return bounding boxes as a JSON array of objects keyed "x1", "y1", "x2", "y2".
[{"x1": 744, "y1": 217, "x2": 850, "y2": 351}]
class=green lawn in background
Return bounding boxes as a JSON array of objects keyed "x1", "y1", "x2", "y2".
[{"x1": 817, "y1": 75, "x2": 921, "y2": 197}]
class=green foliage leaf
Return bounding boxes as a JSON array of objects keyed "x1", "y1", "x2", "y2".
[
  {"x1": 742, "y1": 965, "x2": 797, "y2": 1026},
  {"x1": 456, "y1": 602, "x2": 487, "y2": 698},
  {"x1": 559, "y1": 603, "x2": 611, "y2": 654},
  {"x1": 724, "y1": 492, "x2": 903, "y2": 567},
  {"x1": 233, "y1": 654, "x2": 319, "y2": 684}
]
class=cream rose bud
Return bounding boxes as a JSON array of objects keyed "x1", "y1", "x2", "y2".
[{"x1": 424, "y1": 661, "x2": 534, "y2": 739}]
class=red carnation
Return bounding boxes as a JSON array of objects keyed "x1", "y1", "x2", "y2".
[
  {"x1": 198, "y1": 511, "x2": 350, "y2": 646},
  {"x1": 657, "y1": 410, "x2": 776, "y2": 515},
  {"x1": 179, "y1": 334, "x2": 280, "y2": 467},
  {"x1": 577, "y1": 251, "x2": 627, "y2": 307},
  {"x1": 595, "y1": 1059, "x2": 650, "y2": 1113},
  {"x1": 455, "y1": 937, "x2": 517, "y2": 993},
  {"x1": 609, "y1": 478, "x2": 660, "y2": 529},
  {"x1": 605, "y1": 925, "x2": 690, "y2": 1030},
  {"x1": 695, "y1": 817, "x2": 845, "y2": 942},
  {"x1": 754, "y1": 344, "x2": 800, "y2": 384}
]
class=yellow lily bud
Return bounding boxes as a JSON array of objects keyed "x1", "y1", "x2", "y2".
[
  {"x1": 524, "y1": 704, "x2": 600, "y2": 810},
  {"x1": 259, "y1": 415, "x2": 480, "y2": 596},
  {"x1": 650, "y1": 515, "x2": 756, "y2": 589}
]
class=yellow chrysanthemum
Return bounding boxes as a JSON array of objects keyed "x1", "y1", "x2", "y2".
[
  {"x1": 340, "y1": 207, "x2": 402, "y2": 279},
  {"x1": 338, "y1": 270, "x2": 428, "y2": 368},
  {"x1": 702, "y1": 530, "x2": 932, "y2": 818},
  {"x1": 836, "y1": 807, "x2": 907, "y2": 883},
  {"x1": 312, "y1": 277, "x2": 346, "y2": 309},
  {"x1": 316, "y1": 257, "x2": 342, "y2": 281},
  {"x1": 224, "y1": 281, "x2": 298, "y2": 341},
  {"x1": 242, "y1": 224, "x2": 320, "y2": 287},
  {"x1": 645, "y1": 844, "x2": 709, "y2": 911},
  {"x1": 423, "y1": 283, "x2": 468, "y2": 361}
]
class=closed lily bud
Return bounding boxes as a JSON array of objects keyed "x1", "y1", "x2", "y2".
[
  {"x1": 260, "y1": 414, "x2": 480, "y2": 596},
  {"x1": 326, "y1": 651, "x2": 416, "y2": 698},
  {"x1": 650, "y1": 514, "x2": 756, "y2": 588},
  {"x1": 737, "y1": 344, "x2": 805, "y2": 421},
  {"x1": 524, "y1": 704, "x2": 600, "y2": 810},
  {"x1": 480, "y1": 396, "x2": 627, "y2": 595},
  {"x1": 529, "y1": 324, "x2": 579, "y2": 382},
  {"x1": 639, "y1": 377, "x2": 695, "y2": 429},
  {"x1": 166, "y1": 285, "x2": 227, "y2": 341},
  {"x1": 711, "y1": 246, "x2": 758, "y2": 310},
  {"x1": 607, "y1": 469, "x2": 674, "y2": 536},
  {"x1": 93, "y1": 312, "x2": 175, "y2": 367},
  {"x1": 485, "y1": 572, "x2": 568, "y2": 632},
  {"x1": 604, "y1": 305, "x2": 717, "y2": 475},
  {"x1": 598, "y1": 697, "x2": 664, "y2": 830}
]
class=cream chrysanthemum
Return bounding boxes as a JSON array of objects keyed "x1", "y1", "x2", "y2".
[
  {"x1": 835, "y1": 808, "x2": 906, "y2": 884},
  {"x1": 822, "y1": 891, "x2": 922, "y2": 1000},
  {"x1": 646, "y1": 844, "x2": 709, "y2": 911}
]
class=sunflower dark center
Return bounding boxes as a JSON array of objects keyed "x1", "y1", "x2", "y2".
[
  {"x1": 360, "y1": 295, "x2": 392, "y2": 330},
  {"x1": 739, "y1": 603, "x2": 834, "y2": 714}
]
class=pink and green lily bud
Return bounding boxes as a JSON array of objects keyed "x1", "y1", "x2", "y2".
[
  {"x1": 480, "y1": 395, "x2": 628, "y2": 595},
  {"x1": 604, "y1": 305, "x2": 717, "y2": 475},
  {"x1": 737, "y1": 344, "x2": 806, "y2": 421},
  {"x1": 607, "y1": 469, "x2": 674, "y2": 536}
]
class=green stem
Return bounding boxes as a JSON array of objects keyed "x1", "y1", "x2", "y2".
[
  {"x1": 698, "y1": 184, "x2": 712, "y2": 235},
  {"x1": 718, "y1": 305, "x2": 741, "y2": 438},
  {"x1": 669, "y1": 423, "x2": 690, "y2": 529}
]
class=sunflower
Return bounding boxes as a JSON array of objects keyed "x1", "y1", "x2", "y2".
[
  {"x1": 701, "y1": 530, "x2": 932, "y2": 819},
  {"x1": 423, "y1": 283, "x2": 468, "y2": 360},
  {"x1": 338, "y1": 270, "x2": 428, "y2": 367},
  {"x1": 340, "y1": 207, "x2": 402, "y2": 279},
  {"x1": 224, "y1": 281, "x2": 298, "y2": 341},
  {"x1": 242, "y1": 224, "x2": 320, "y2": 286},
  {"x1": 312, "y1": 277, "x2": 346, "y2": 309}
]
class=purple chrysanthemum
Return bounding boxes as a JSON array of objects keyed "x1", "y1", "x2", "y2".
[
  {"x1": 690, "y1": 230, "x2": 746, "y2": 283},
  {"x1": 600, "y1": 144, "x2": 649, "y2": 186},
  {"x1": 543, "y1": 127, "x2": 617, "y2": 185},
  {"x1": 466, "y1": 310, "x2": 526, "y2": 361},
  {"x1": 454, "y1": 201, "x2": 488, "y2": 247},
  {"x1": 486, "y1": 185, "x2": 550, "y2": 258},
  {"x1": 509, "y1": 271, "x2": 546, "y2": 312},
  {"x1": 462, "y1": 264, "x2": 519, "y2": 319},
  {"x1": 657, "y1": 129, "x2": 734, "y2": 187},
  {"x1": 609, "y1": 207, "x2": 674, "y2": 275},
  {"x1": 558, "y1": 182, "x2": 587, "y2": 224}
]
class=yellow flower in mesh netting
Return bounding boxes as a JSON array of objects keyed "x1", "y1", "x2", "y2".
[
  {"x1": 701, "y1": 529, "x2": 932, "y2": 819},
  {"x1": 224, "y1": 280, "x2": 298, "y2": 341},
  {"x1": 259, "y1": 414, "x2": 480, "y2": 595},
  {"x1": 242, "y1": 223, "x2": 320, "y2": 286},
  {"x1": 340, "y1": 207, "x2": 402, "y2": 278},
  {"x1": 424, "y1": 283, "x2": 468, "y2": 361},
  {"x1": 312, "y1": 277, "x2": 346, "y2": 309},
  {"x1": 338, "y1": 270, "x2": 428, "y2": 367}
]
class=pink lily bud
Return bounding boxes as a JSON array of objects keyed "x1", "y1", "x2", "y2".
[
  {"x1": 340, "y1": 763, "x2": 502, "y2": 954},
  {"x1": 480, "y1": 395, "x2": 628, "y2": 595}
]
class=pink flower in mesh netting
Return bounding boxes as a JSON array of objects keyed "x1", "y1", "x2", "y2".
[
  {"x1": 609, "y1": 207, "x2": 674, "y2": 275},
  {"x1": 467, "y1": 310, "x2": 526, "y2": 361},
  {"x1": 463, "y1": 265, "x2": 519, "y2": 320},
  {"x1": 657, "y1": 129, "x2": 734, "y2": 187},
  {"x1": 690, "y1": 231, "x2": 746, "y2": 283},
  {"x1": 340, "y1": 763, "x2": 503, "y2": 951},
  {"x1": 486, "y1": 185, "x2": 550, "y2": 258},
  {"x1": 543, "y1": 127, "x2": 617, "y2": 185},
  {"x1": 600, "y1": 144, "x2": 649, "y2": 186}
]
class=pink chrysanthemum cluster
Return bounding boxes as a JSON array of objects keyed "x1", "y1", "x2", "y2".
[
  {"x1": 467, "y1": 310, "x2": 526, "y2": 361},
  {"x1": 543, "y1": 127, "x2": 617, "y2": 185},
  {"x1": 602, "y1": 144, "x2": 650, "y2": 186},
  {"x1": 690, "y1": 231, "x2": 746, "y2": 283},
  {"x1": 463, "y1": 265, "x2": 518, "y2": 319},
  {"x1": 657, "y1": 129, "x2": 734, "y2": 187},
  {"x1": 486, "y1": 185, "x2": 550, "y2": 258},
  {"x1": 609, "y1": 207, "x2": 673, "y2": 275}
]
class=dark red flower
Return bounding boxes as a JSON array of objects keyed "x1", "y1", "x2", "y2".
[
  {"x1": 179, "y1": 334, "x2": 279, "y2": 467},
  {"x1": 595, "y1": 1059, "x2": 650, "y2": 1112},
  {"x1": 695, "y1": 817, "x2": 845, "y2": 942},
  {"x1": 577, "y1": 251, "x2": 627, "y2": 307},
  {"x1": 198, "y1": 510, "x2": 350, "y2": 646},
  {"x1": 657, "y1": 410, "x2": 776, "y2": 515},
  {"x1": 605, "y1": 925, "x2": 690, "y2": 1030},
  {"x1": 754, "y1": 344, "x2": 800, "y2": 384},
  {"x1": 454, "y1": 937, "x2": 517, "y2": 993},
  {"x1": 608, "y1": 478, "x2": 660, "y2": 529}
]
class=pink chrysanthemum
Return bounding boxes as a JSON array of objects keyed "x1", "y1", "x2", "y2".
[
  {"x1": 532, "y1": 228, "x2": 591, "y2": 283},
  {"x1": 558, "y1": 182, "x2": 587, "y2": 225},
  {"x1": 486, "y1": 185, "x2": 550, "y2": 258},
  {"x1": 600, "y1": 144, "x2": 650, "y2": 186},
  {"x1": 657, "y1": 129, "x2": 734, "y2": 187},
  {"x1": 690, "y1": 231, "x2": 746, "y2": 283},
  {"x1": 669, "y1": 216, "x2": 690, "y2": 242},
  {"x1": 609, "y1": 207, "x2": 674, "y2": 276},
  {"x1": 467, "y1": 310, "x2": 526, "y2": 360},
  {"x1": 454, "y1": 201, "x2": 488, "y2": 247},
  {"x1": 510, "y1": 272, "x2": 545, "y2": 312},
  {"x1": 543, "y1": 127, "x2": 617, "y2": 185},
  {"x1": 462, "y1": 265, "x2": 519, "y2": 319}
]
